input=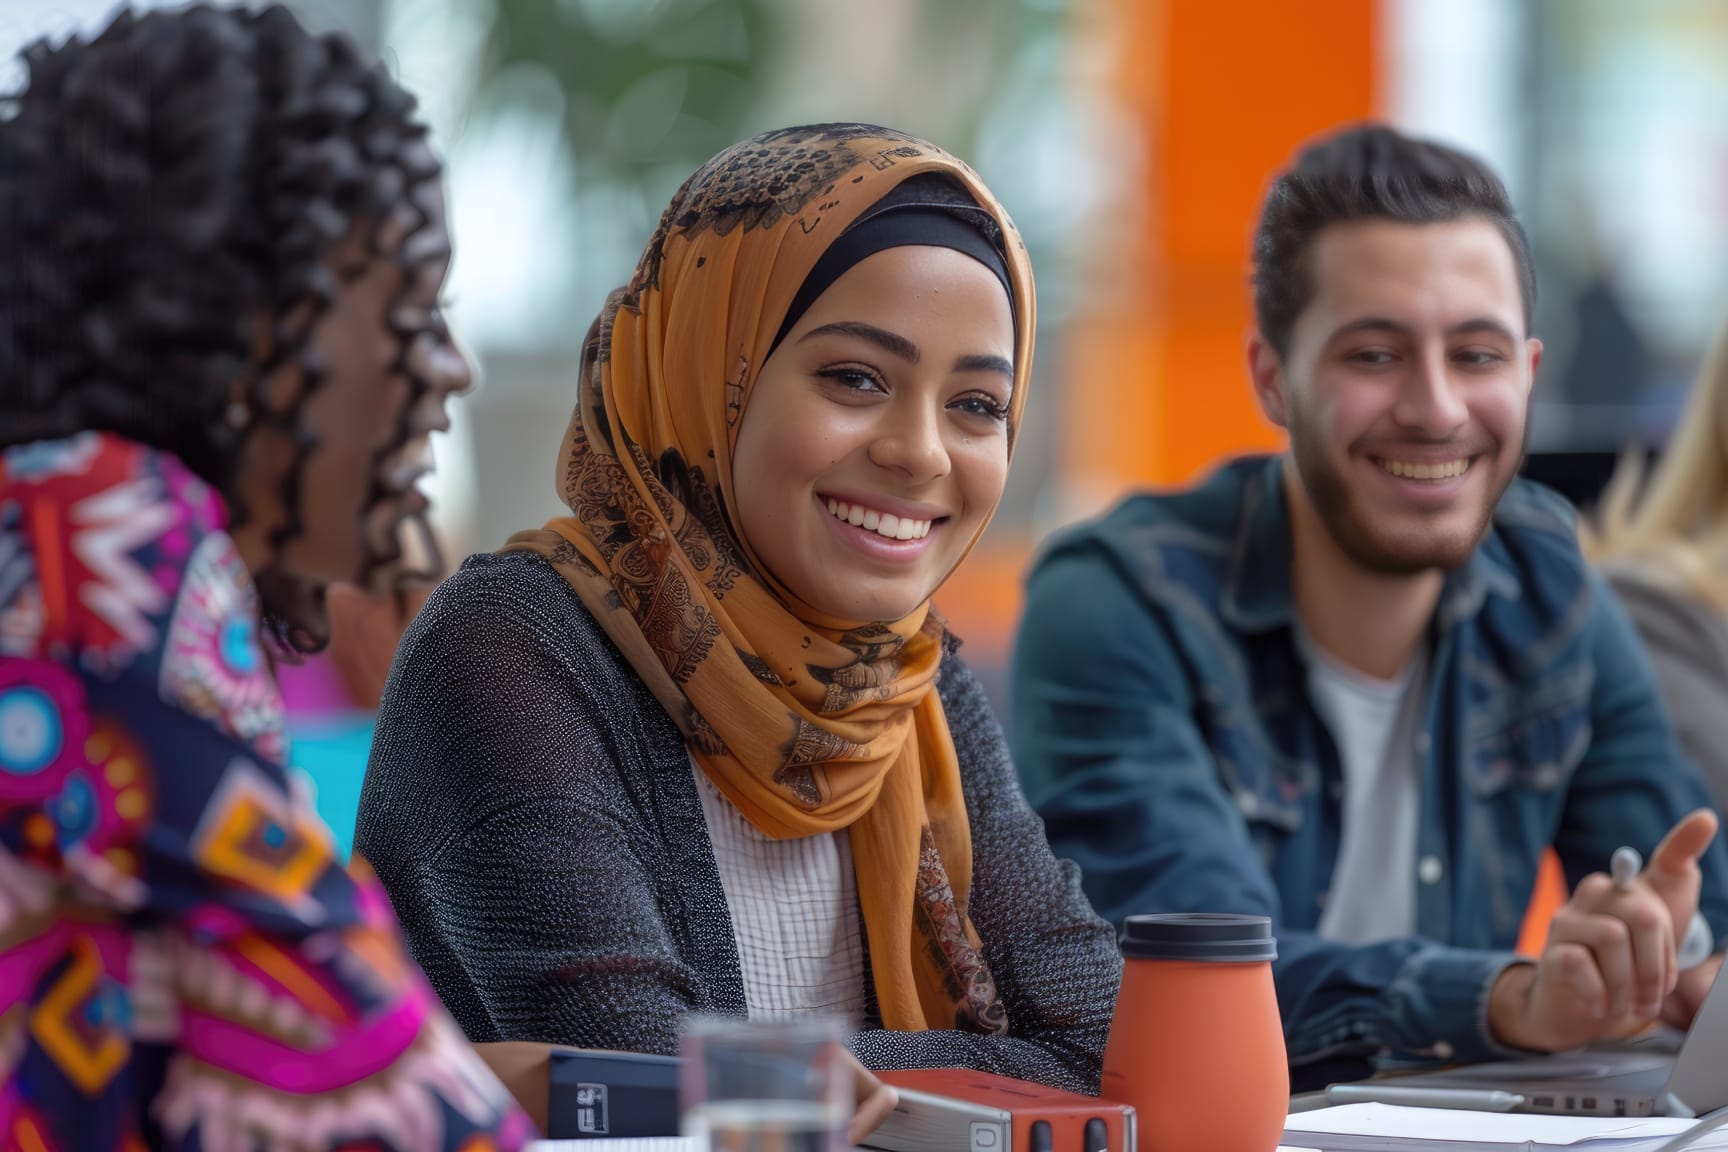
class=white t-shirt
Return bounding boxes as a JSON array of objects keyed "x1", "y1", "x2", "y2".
[
  {"x1": 1295, "y1": 627, "x2": 1428, "y2": 944},
  {"x1": 690, "y1": 758, "x2": 867, "y2": 1021}
]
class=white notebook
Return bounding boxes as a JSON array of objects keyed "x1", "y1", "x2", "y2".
[
  {"x1": 527, "y1": 1139, "x2": 1324, "y2": 1152},
  {"x1": 1281, "y1": 1103, "x2": 1728, "y2": 1151},
  {"x1": 529, "y1": 1143, "x2": 1324, "y2": 1152}
]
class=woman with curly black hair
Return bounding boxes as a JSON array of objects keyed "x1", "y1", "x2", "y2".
[{"x1": 0, "y1": 5, "x2": 530, "y2": 1148}]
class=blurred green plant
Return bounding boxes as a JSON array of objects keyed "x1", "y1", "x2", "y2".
[
  {"x1": 477, "y1": 0, "x2": 774, "y2": 204},
  {"x1": 453, "y1": 0, "x2": 1076, "y2": 369}
]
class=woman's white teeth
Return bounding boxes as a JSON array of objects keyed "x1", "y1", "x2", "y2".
[
  {"x1": 825, "y1": 498, "x2": 932, "y2": 540},
  {"x1": 1380, "y1": 458, "x2": 1470, "y2": 481}
]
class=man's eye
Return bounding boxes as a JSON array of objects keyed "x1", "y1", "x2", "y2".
[
  {"x1": 1347, "y1": 350, "x2": 1396, "y2": 366},
  {"x1": 1455, "y1": 350, "x2": 1506, "y2": 367}
]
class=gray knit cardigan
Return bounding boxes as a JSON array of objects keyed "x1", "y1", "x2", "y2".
[{"x1": 356, "y1": 551, "x2": 1121, "y2": 1094}]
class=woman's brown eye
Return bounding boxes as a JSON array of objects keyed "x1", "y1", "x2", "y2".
[
  {"x1": 953, "y1": 395, "x2": 1009, "y2": 421},
  {"x1": 815, "y1": 367, "x2": 884, "y2": 393}
]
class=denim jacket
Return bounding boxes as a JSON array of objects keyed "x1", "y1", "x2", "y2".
[{"x1": 1011, "y1": 455, "x2": 1728, "y2": 1087}]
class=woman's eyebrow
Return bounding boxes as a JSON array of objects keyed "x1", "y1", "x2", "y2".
[
  {"x1": 954, "y1": 353, "x2": 1014, "y2": 378},
  {"x1": 799, "y1": 321, "x2": 919, "y2": 363}
]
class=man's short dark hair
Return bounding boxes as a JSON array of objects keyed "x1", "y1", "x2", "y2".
[{"x1": 1251, "y1": 123, "x2": 1535, "y2": 357}]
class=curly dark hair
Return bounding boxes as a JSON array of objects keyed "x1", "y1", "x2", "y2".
[
  {"x1": 0, "y1": 3, "x2": 447, "y2": 651},
  {"x1": 1252, "y1": 123, "x2": 1536, "y2": 358}
]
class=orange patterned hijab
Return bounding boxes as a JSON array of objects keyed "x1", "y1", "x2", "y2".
[{"x1": 503, "y1": 124, "x2": 1035, "y2": 1033}]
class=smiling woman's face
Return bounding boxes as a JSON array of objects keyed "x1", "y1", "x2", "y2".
[{"x1": 730, "y1": 244, "x2": 1016, "y2": 624}]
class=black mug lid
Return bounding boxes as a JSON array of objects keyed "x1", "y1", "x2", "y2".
[{"x1": 1119, "y1": 913, "x2": 1277, "y2": 962}]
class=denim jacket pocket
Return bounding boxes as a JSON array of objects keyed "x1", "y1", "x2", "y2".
[
  {"x1": 1212, "y1": 726, "x2": 1307, "y2": 834},
  {"x1": 1220, "y1": 755, "x2": 1303, "y2": 831},
  {"x1": 1207, "y1": 684, "x2": 1311, "y2": 837},
  {"x1": 1466, "y1": 669, "x2": 1593, "y2": 798}
]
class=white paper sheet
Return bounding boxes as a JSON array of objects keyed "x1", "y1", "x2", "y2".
[{"x1": 1281, "y1": 1103, "x2": 1728, "y2": 1151}]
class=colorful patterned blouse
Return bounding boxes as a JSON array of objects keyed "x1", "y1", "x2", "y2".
[{"x1": 0, "y1": 433, "x2": 532, "y2": 1151}]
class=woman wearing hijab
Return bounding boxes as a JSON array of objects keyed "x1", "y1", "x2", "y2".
[
  {"x1": 0, "y1": 6, "x2": 529, "y2": 1147},
  {"x1": 357, "y1": 124, "x2": 1121, "y2": 1108}
]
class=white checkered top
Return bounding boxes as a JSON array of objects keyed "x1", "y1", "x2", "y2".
[{"x1": 691, "y1": 757, "x2": 867, "y2": 1023}]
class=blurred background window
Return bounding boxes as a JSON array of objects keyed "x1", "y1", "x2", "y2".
[{"x1": 1524, "y1": 1, "x2": 1728, "y2": 455}]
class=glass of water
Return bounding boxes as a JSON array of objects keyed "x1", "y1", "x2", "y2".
[{"x1": 679, "y1": 1015, "x2": 853, "y2": 1152}]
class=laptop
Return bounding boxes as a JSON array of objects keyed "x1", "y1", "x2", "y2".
[{"x1": 1359, "y1": 959, "x2": 1728, "y2": 1118}]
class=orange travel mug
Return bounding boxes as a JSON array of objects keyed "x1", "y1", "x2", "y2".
[{"x1": 1100, "y1": 913, "x2": 1287, "y2": 1152}]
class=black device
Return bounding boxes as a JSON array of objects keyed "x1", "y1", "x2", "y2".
[{"x1": 548, "y1": 1048, "x2": 681, "y2": 1139}]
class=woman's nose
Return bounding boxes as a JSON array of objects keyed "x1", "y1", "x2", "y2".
[
  {"x1": 866, "y1": 399, "x2": 950, "y2": 483},
  {"x1": 412, "y1": 326, "x2": 475, "y2": 402}
]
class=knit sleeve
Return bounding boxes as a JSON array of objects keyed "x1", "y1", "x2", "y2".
[
  {"x1": 357, "y1": 555, "x2": 739, "y2": 1053},
  {"x1": 849, "y1": 647, "x2": 1123, "y2": 1094}
]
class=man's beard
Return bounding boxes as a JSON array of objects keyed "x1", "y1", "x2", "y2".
[{"x1": 1286, "y1": 406, "x2": 1516, "y2": 577}]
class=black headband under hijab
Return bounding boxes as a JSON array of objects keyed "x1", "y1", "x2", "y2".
[{"x1": 771, "y1": 175, "x2": 1016, "y2": 354}]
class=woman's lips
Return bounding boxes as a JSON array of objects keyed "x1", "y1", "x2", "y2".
[
  {"x1": 817, "y1": 495, "x2": 940, "y2": 559},
  {"x1": 822, "y1": 497, "x2": 936, "y2": 541}
]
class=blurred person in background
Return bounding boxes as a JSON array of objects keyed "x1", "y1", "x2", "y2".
[
  {"x1": 1012, "y1": 123, "x2": 1728, "y2": 1090},
  {"x1": 1590, "y1": 310, "x2": 1728, "y2": 811},
  {"x1": 357, "y1": 124, "x2": 1121, "y2": 1134},
  {"x1": 0, "y1": 5, "x2": 531, "y2": 1146}
]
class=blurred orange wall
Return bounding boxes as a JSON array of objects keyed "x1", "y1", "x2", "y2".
[
  {"x1": 1063, "y1": 0, "x2": 1379, "y2": 500},
  {"x1": 940, "y1": 0, "x2": 1379, "y2": 655}
]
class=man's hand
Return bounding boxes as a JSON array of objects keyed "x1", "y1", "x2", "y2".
[
  {"x1": 843, "y1": 1051, "x2": 899, "y2": 1145},
  {"x1": 1647, "y1": 809, "x2": 1720, "y2": 1031},
  {"x1": 1488, "y1": 810, "x2": 1717, "y2": 1052},
  {"x1": 1642, "y1": 809, "x2": 1717, "y2": 972},
  {"x1": 1664, "y1": 952, "x2": 1723, "y2": 1031}
]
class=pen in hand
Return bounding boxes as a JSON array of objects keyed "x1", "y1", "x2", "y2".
[
  {"x1": 1611, "y1": 844, "x2": 1714, "y2": 969},
  {"x1": 1611, "y1": 845, "x2": 1642, "y2": 891}
]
